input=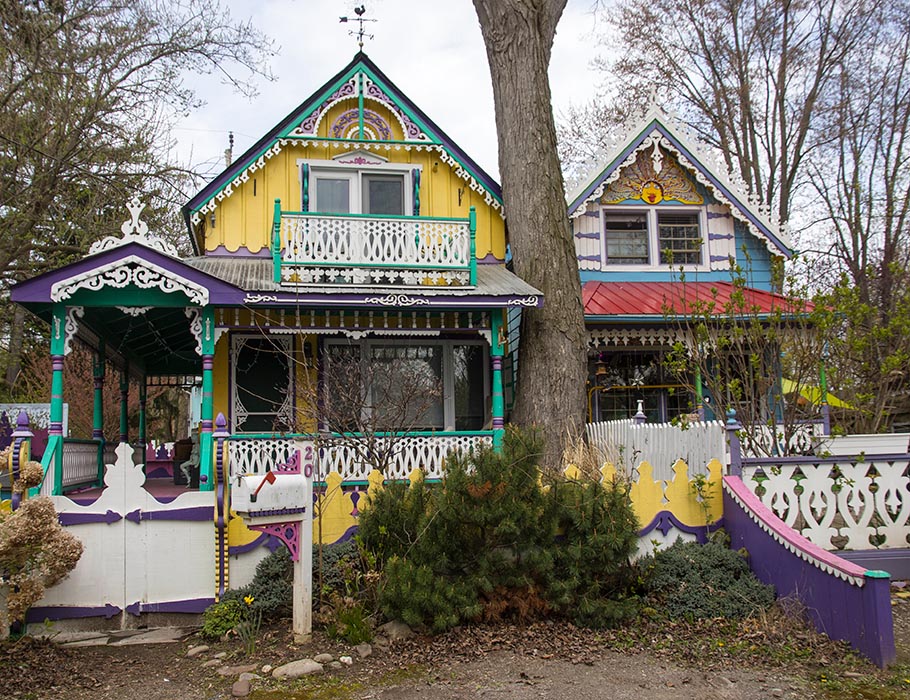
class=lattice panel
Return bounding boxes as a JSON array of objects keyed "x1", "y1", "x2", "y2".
[
  {"x1": 744, "y1": 458, "x2": 910, "y2": 550},
  {"x1": 228, "y1": 438, "x2": 297, "y2": 478}
]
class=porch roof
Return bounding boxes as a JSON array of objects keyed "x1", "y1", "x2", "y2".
[{"x1": 583, "y1": 281, "x2": 808, "y2": 320}]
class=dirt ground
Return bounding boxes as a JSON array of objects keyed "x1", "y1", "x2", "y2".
[{"x1": 3, "y1": 586, "x2": 909, "y2": 700}]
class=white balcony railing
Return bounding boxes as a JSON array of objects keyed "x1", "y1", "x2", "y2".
[{"x1": 271, "y1": 204, "x2": 477, "y2": 288}]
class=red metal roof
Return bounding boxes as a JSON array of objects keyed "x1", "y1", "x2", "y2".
[{"x1": 583, "y1": 281, "x2": 806, "y2": 317}]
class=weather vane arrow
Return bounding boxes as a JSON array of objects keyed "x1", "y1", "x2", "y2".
[{"x1": 339, "y1": 5, "x2": 377, "y2": 49}]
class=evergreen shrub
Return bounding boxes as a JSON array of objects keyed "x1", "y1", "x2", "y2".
[
  {"x1": 641, "y1": 538, "x2": 776, "y2": 620},
  {"x1": 357, "y1": 428, "x2": 640, "y2": 632}
]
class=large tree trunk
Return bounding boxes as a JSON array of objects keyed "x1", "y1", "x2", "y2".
[{"x1": 473, "y1": 0, "x2": 587, "y2": 468}]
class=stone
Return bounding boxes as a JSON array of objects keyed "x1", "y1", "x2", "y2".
[
  {"x1": 771, "y1": 689, "x2": 784, "y2": 698},
  {"x1": 329, "y1": 661, "x2": 343, "y2": 670},
  {"x1": 238, "y1": 672, "x2": 261, "y2": 682},
  {"x1": 339, "y1": 656, "x2": 354, "y2": 666},
  {"x1": 355, "y1": 643, "x2": 372, "y2": 658},
  {"x1": 843, "y1": 672, "x2": 864, "y2": 679},
  {"x1": 202, "y1": 659, "x2": 222, "y2": 668},
  {"x1": 217, "y1": 663, "x2": 258, "y2": 677},
  {"x1": 379, "y1": 620, "x2": 413, "y2": 640},
  {"x1": 314, "y1": 653, "x2": 334, "y2": 664},
  {"x1": 186, "y1": 645, "x2": 210, "y2": 657},
  {"x1": 232, "y1": 679, "x2": 251, "y2": 697},
  {"x1": 214, "y1": 651, "x2": 228, "y2": 659},
  {"x1": 272, "y1": 659, "x2": 324, "y2": 679},
  {"x1": 110, "y1": 627, "x2": 189, "y2": 646},
  {"x1": 261, "y1": 664, "x2": 273, "y2": 674}
]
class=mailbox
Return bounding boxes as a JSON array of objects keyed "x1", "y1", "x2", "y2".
[{"x1": 232, "y1": 443, "x2": 314, "y2": 525}]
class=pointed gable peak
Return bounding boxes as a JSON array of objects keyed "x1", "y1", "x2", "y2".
[{"x1": 568, "y1": 104, "x2": 792, "y2": 258}]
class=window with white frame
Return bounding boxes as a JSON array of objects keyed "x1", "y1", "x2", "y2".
[
  {"x1": 231, "y1": 335, "x2": 294, "y2": 433},
  {"x1": 305, "y1": 160, "x2": 414, "y2": 216},
  {"x1": 602, "y1": 208, "x2": 704, "y2": 267},
  {"x1": 323, "y1": 339, "x2": 488, "y2": 432}
]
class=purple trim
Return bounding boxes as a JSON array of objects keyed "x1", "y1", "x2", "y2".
[
  {"x1": 59, "y1": 510, "x2": 122, "y2": 526},
  {"x1": 26, "y1": 604, "x2": 121, "y2": 623},
  {"x1": 574, "y1": 232, "x2": 600, "y2": 240},
  {"x1": 11, "y1": 242, "x2": 243, "y2": 305},
  {"x1": 576, "y1": 255, "x2": 600, "y2": 262},
  {"x1": 126, "y1": 598, "x2": 214, "y2": 616},
  {"x1": 637, "y1": 510, "x2": 722, "y2": 542},
  {"x1": 240, "y1": 292, "x2": 543, "y2": 309},
  {"x1": 205, "y1": 245, "x2": 272, "y2": 257},
  {"x1": 838, "y1": 549, "x2": 910, "y2": 580},
  {"x1": 723, "y1": 475, "x2": 895, "y2": 667},
  {"x1": 144, "y1": 465, "x2": 171, "y2": 479},
  {"x1": 709, "y1": 255, "x2": 731, "y2": 262},
  {"x1": 476, "y1": 252, "x2": 506, "y2": 264},
  {"x1": 707, "y1": 232, "x2": 734, "y2": 240},
  {"x1": 250, "y1": 521, "x2": 301, "y2": 561},
  {"x1": 244, "y1": 506, "x2": 307, "y2": 518},
  {"x1": 228, "y1": 531, "x2": 273, "y2": 555},
  {"x1": 707, "y1": 211, "x2": 732, "y2": 219},
  {"x1": 582, "y1": 210, "x2": 600, "y2": 218},
  {"x1": 124, "y1": 506, "x2": 213, "y2": 523}
]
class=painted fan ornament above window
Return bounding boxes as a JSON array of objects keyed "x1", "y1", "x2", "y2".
[{"x1": 600, "y1": 147, "x2": 703, "y2": 206}]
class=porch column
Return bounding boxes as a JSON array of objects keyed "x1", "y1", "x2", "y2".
[
  {"x1": 119, "y1": 364, "x2": 129, "y2": 444},
  {"x1": 92, "y1": 342, "x2": 105, "y2": 440},
  {"x1": 49, "y1": 304, "x2": 66, "y2": 495},
  {"x1": 138, "y1": 376, "x2": 147, "y2": 449},
  {"x1": 93, "y1": 342, "x2": 105, "y2": 486},
  {"x1": 491, "y1": 309, "x2": 506, "y2": 449},
  {"x1": 199, "y1": 306, "x2": 216, "y2": 492}
]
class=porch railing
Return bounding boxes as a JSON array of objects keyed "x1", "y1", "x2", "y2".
[
  {"x1": 61, "y1": 439, "x2": 102, "y2": 491},
  {"x1": 227, "y1": 431, "x2": 493, "y2": 482},
  {"x1": 272, "y1": 200, "x2": 477, "y2": 288}
]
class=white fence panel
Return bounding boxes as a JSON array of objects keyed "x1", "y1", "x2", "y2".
[{"x1": 61, "y1": 441, "x2": 99, "y2": 489}]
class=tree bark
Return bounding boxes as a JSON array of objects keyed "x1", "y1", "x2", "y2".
[{"x1": 473, "y1": 0, "x2": 588, "y2": 468}]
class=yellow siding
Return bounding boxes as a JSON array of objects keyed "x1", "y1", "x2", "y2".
[
  {"x1": 212, "y1": 332, "x2": 229, "y2": 420},
  {"x1": 203, "y1": 100, "x2": 505, "y2": 260}
]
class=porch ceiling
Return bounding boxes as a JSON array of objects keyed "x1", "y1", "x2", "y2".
[{"x1": 79, "y1": 306, "x2": 200, "y2": 376}]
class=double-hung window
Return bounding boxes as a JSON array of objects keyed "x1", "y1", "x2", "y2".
[
  {"x1": 602, "y1": 208, "x2": 704, "y2": 267},
  {"x1": 307, "y1": 163, "x2": 411, "y2": 216}
]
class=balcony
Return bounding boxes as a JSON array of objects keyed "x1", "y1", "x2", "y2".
[{"x1": 271, "y1": 200, "x2": 477, "y2": 288}]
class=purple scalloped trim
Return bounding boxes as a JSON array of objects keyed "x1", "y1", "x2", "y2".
[
  {"x1": 228, "y1": 531, "x2": 274, "y2": 555},
  {"x1": 637, "y1": 511, "x2": 723, "y2": 543}
]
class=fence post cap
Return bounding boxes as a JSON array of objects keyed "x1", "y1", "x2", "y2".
[
  {"x1": 213, "y1": 413, "x2": 229, "y2": 437},
  {"x1": 12, "y1": 410, "x2": 33, "y2": 437}
]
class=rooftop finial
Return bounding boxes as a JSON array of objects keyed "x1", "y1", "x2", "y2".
[{"x1": 339, "y1": 5, "x2": 376, "y2": 49}]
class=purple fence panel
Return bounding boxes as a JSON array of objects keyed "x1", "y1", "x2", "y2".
[{"x1": 723, "y1": 475, "x2": 896, "y2": 668}]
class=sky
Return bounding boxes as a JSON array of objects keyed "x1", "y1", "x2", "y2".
[{"x1": 172, "y1": 0, "x2": 610, "y2": 183}]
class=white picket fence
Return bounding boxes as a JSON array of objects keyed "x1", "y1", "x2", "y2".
[{"x1": 586, "y1": 418, "x2": 725, "y2": 481}]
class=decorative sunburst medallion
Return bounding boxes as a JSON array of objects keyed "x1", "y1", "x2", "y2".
[{"x1": 601, "y1": 148, "x2": 703, "y2": 205}]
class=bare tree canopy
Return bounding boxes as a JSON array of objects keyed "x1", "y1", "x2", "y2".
[
  {"x1": 473, "y1": 0, "x2": 588, "y2": 467},
  {"x1": 0, "y1": 0, "x2": 274, "y2": 393}
]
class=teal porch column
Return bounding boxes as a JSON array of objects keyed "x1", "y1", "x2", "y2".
[
  {"x1": 119, "y1": 364, "x2": 129, "y2": 444},
  {"x1": 198, "y1": 306, "x2": 215, "y2": 491},
  {"x1": 93, "y1": 342, "x2": 105, "y2": 486},
  {"x1": 49, "y1": 304, "x2": 66, "y2": 495},
  {"x1": 490, "y1": 308, "x2": 506, "y2": 448}
]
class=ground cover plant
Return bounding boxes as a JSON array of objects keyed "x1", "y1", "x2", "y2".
[{"x1": 357, "y1": 428, "x2": 640, "y2": 632}]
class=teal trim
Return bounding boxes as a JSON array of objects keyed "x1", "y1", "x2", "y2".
[
  {"x1": 302, "y1": 164, "x2": 310, "y2": 212},
  {"x1": 37, "y1": 435, "x2": 63, "y2": 496},
  {"x1": 199, "y1": 307, "x2": 216, "y2": 492},
  {"x1": 284, "y1": 210, "x2": 470, "y2": 223},
  {"x1": 283, "y1": 260, "x2": 468, "y2": 271},
  {"x1": 412, "y1": 168, "x2": 420, "y2": 216},
  {"x1": 50, "y1": 304, "x2": 65, "y2": 355},
  {"x1": 357, "y1": 71, "x2": 365, "y2": 139},
  {"x1": 272, "y1": 198, "x2": 282, "y2": 283},
  {"x1": 469, "y1": 206, "x2": 477, "y2": 286},
  {"x1": 63, "y1": 438, "x2": 102, "y2": 445},
  {"x1": 865, "y1": 571, "x2": 891, "y2": 579},
  {"x1": 65, "y1": 288, "x2": 194, "y2": 307}
]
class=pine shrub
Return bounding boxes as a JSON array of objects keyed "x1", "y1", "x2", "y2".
[
  {"x1": 641, "y1": 538, "x2": 776, "y2": 620},
  {"x1": 358, "y1": 428, "x2": 641, "y2": 632}
]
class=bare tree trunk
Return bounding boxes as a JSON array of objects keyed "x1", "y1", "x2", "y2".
[
  {"x1": 473, "y1": 0, "x2": 588, "y2": 468},
  {"x1": 5, "y1": 304, "x2": 26, "y2": 391}
]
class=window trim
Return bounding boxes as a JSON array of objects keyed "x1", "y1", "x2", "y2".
[
  {"x1": 599, "y1": 205, "x2": 708, "y2": 271},
  {"x1": 299, "y1": 159, "x2": 419, "y2": 216},
  {"x1": 230, "y1": 333, "x2": 295, "y2": 434},
  {"x1": 323, "y1": 337, "x2": 489, "y2": 432}
]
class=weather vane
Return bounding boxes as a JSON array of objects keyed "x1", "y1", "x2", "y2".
[{"x1": 339, "y1": 5, "x2": 376, "y2": 49}]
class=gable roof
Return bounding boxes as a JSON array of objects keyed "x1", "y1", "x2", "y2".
[
  {"x1": 567, "y1": 108, "x2": 793, "y2": 258},
  {"x1": 182, "y1": 52, "x2": 502, "y2": 251}
]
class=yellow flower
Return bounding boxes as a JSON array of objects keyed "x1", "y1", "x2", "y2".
[{"x1": 244, "y1": 595, "x2": 255, "y2": 605}]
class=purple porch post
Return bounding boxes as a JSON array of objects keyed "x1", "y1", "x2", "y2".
[
  {"x1": 10, "y1": 411, "x2": 33, "y2": 510},
  {"x1": 725, "y1": 408, "x2": 742, "y2": 476}
]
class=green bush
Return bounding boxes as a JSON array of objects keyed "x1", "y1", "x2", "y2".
[
  {"x1": 201, "y1": 599, "x2": 244, "y2": 640},
  {"x1": 641, "y1": 537, "x2": 776, "y2": 620},
  {"x1": 316, "y1": 538, "x2": 362, "y2": 597},
  {"x1": 223, "y1": 547, "x2": 293, "y2": 621},
  {"x1": 358, "y1": 428, "x2": 640, "y2": 633}
]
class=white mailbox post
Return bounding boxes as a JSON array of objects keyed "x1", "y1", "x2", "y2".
[{"x1": 232, "y1": 441, "x2": 315, "y2": 642}]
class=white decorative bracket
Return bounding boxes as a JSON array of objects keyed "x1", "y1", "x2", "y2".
[
  {"x1": 63, "y1": 307, "x2": 84, "y2": 356},
  {"x1": 116, "y1": 306, "x2": 152, "y2": 316},
  {"x1": 88, "y1": 196, "x2": 179, "y2": 257},
  {"x1": 185, "y1": 308, "x2": 203, "y2": 356}
]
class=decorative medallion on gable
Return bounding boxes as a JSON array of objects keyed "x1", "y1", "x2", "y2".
[
  {"x1": 330, "y1": 108, "x2": 393, "y2": 140},
  {"x1": 332, "y1": 149, "x2": 388, "y2": 166},
  {"x1": 600, "y1": 144, "x2": 703, "y2": 206}
]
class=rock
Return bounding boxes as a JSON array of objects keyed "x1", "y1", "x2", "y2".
[
  {"x1": 261, "y1": 664, "x2": 273, "y2": 674},
  {"x1": 272, "y1": 659, "x2": 324, "y2": 679},
  {"x1": 232, "y1": 679, "x2": 251, "y2": 697},
  {"x1": 379, "y1": 620, "x2": 413, "y2": 641},
  {"x1": 314, "y1": 653, "x2": 334, "y2": 664},
  {"x1": 186, "y1": 645, "x2": 209, "y2": 657},
  {"x1": 202, "y1": 659, "x2": 222, "y2": 668},
  {"x1": 329, "y1": 661, "x2": 343, "y2": 670},
  {"x1": 355, "y1": 643, "x2": 372, "y2": 658},
  {"x1": 214, "y1": 651, "x2": 227, "y2": 659},
  {"x1": 238, "y1": 672, "x2": 261, "y2": 682},
  {"x1": 339, "y1": 656, "x2": 354, "y2": 666},
  {"x1": 843, "y1": 672, "x2": 864, "y2": 679},
  {"x1": 217, "y1": 664, "x2": 258, "y2": 677},
  {"x1": 771, "y1": 689, "x2": 784, "y2": 698}
]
